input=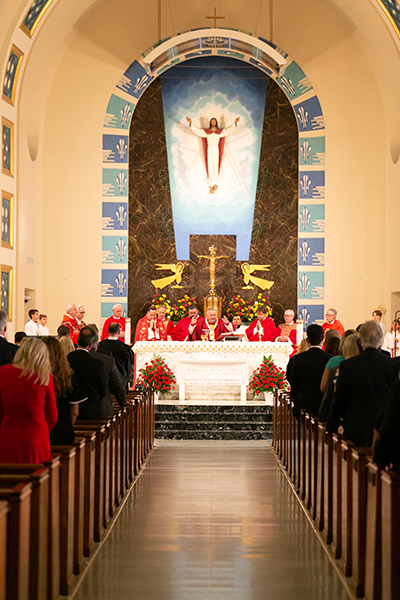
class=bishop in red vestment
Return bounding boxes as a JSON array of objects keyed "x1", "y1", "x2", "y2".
[
  {"x1": 246, "y1": 306, "x2": 275, "y2": 342},
  {"x1": 135, "y1": 306, "x2": 167, "y2": 342},
  {"x1": 191, "y1": 308, "x2": 230, "y2": 341},
  {"x1": 101, "y1": 304, "x2": 126, "y2": 341},
  {"x1": 60, "y1": 303, "x2": 80, "y2": 344}
]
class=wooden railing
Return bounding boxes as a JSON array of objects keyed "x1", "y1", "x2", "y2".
[
  {"x1": 272, "y1": 389, "x2": 400, "y2": 600},
  {"x1": 0, "y1": 386, "x2": 155, "y2": 599}
]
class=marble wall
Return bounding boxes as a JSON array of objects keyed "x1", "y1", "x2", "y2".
[{"x1": 128, "y1": 77, "x2": 297, "y2": 327}]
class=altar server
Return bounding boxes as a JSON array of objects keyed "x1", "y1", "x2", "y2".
[{"x1": 171, "y1": 305, "x2": 205, "y2": 341}]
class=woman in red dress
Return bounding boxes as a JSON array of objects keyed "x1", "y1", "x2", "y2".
[{"x1": 0, "y1": 337, "x2": 58, "y2": 463}]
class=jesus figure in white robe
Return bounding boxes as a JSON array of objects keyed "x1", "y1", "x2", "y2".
[{"x1": 186, "y1": 116, "x2": 240, "y2": 194}]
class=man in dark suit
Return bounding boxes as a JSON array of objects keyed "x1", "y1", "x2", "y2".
[
  {"x1": 326, "y1": 320, "x2": 399, "y2": 447},
  {"x1": 0, "y1": 311, "x2": 19, "y2": 367},
  {"x1": 68, "y1": 327, "x2": 106, "y2": 420},
  {"x1": 290, "y1": 323, "x2": 330, "y2": 417},
  {"x1": 98, "y1": 323, "x2": 133, "y2": 391},
  {"x1": 86, "y1": 324, "x2": 126, "y2": 417}
]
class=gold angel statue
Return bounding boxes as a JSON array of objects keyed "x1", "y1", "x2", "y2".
[
  {"x1": 151, "y1": 262, "x2": 185, "y2": 289},
  {"x1": 241, "y1": 263, "x2": 274, "y2": 291}
]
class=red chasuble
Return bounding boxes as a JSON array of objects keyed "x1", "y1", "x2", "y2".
[
  {"x1": 246, "y1": 317, "x2": 275, "y2": 342},
  {"x1": 171, "y1": 316, "x2": 206, "y2": 341},
  {"x1": 134, "y1": 317, "x2": 167, "y2": 342},
  {"x1": 191, "y1": 318, "x2": 229, "y2": 341},
  {"x1": 101, "y1": 316, "x2": 126, "y2": 341},
  {"x1": 322, "y1": 320, "x2": 345, "y2": 336},
  {"x1": 60, "y1": 314, "x2": 80, "y2": 344}
]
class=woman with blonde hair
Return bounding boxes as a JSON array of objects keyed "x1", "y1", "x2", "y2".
[
  {"x1": 59, "y1": 335, "x2": 75, "y2": 357},
  {"x1": 0, "y1": 337, "x2": 57, "y2": 462},
  {"x1": 42, "y1": 337, "x2": 78, "y2": 444}
]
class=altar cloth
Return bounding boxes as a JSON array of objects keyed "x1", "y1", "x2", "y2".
[{"x1": 133, "y1": 341, "x2": 292, "y2": 404}]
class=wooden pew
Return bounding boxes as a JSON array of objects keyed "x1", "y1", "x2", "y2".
[
  {"x1": 365, "y1": 460, "x2": 382, "y2": 600},
  {"x1": 43, "y1": 455, "x2": 61, "y2": 600},
  {"x1": 272, "y1": 389, "x2": 278, "y2": 449},
  {"x1": 330, "y1": 433, "x2": 344, "y2": 558},
  {"x1": 350, "y1": 447, "x2": 371, "y2": 598},
  {"x1": 380, "y1": 469, "x2": 400, "y2": 600},
  {"x1": 72, "y1": 430, "x2": 96, "y2": 557},
  {"x1": 50, "y1": 445, "x2": 76, "y2": 596},
  {"x1": 0, "y1": 481, "x2": 32, "y2": 600},
  {"x1": 72, "y1": 437, "x2": 86, "y2": 576},
  {"x1": 0, "y1": 501, "x2": 8, "y2": 600},
  {"x1": 310, "y1": 415, "x2": 319, "y2": 519},
  {"x1": 316, "y1": 422, "x2": 327, "y2": 533},
  {"x1": 299, "y1": 410, "x2": 307, "y2": 500},
  {"x1": 340, "y1": 439, "x2": 355, "y2": 577}
]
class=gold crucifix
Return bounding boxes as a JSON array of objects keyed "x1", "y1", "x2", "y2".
[
  {"x1": 197, "y1": 245, "x2": 227, "y2": 293},
  {"x1": 206, "y1": 7, "x2": 225, "y2": 28}
]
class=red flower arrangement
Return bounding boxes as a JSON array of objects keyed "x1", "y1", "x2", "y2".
[
  {"x1": 249, "y1": 355, "x2": 288, "y2": 396},
  {"x1": 137, "y1": 354, "x2": 176, "y2": 395}
]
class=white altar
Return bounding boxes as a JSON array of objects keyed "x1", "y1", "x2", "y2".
[{"x1": 133, "y1": 341, "x2": 292, "y2": 404}]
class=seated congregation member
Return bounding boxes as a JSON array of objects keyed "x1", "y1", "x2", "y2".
[
  {"x1": 43, "y1": 337, "x2": 77, "y2": 445},
  {"x1": 99, "y1": 323, "x2": 134, "y2": 391},
  {"x1": 135, "y1": 305, "x2": 167, "y2": 342},
  {"x1": 192, "y1": 307, "x2": 229, "y2": 341},
  {"x1": 382, "y1": 319, "x2": 400, "y2": 357},
  {"x1": 157, "y1": 304, "x2": 174, "y2": 338},
  {"x1": 171, "y1": 305, "x2": 205, "y2": 341},
  {"x1": 68, "y1": 327, "x2": 106, "y2": 420},
  {"x1": 87, "y1": 324, "x2": 126, "y2": 417},
  {"x1": 271, "y1": 309, "x2": 297, "y2": 346},
  {"x1": 0, "y1": 310, "x2": 19, "y2": 366},
  {"x1": 38, "y1": 314, "x2": 49, "y2": 336},
  {"x1": 322, "y1": 308, "x2": 345, "y2": 336},
  {"x1": 290, "y1": 324, "x2": 330, "y2": 417},
  {"x1": 101, "y1": 303, "x2": 126, "y2": 341},
  {"x1": 14, "y1": 331, "x2": 27, "y2": 346},
  {"x1": 25, "y1": 308, "x2": 40, "y2": 336},
  {"x1": 373, "y1": 378, "x2": 400, "y2": 472},
  {"x1": 319, "y1": 333, "x2": 361, "y2": 422},
  {"x1": 326, "y1": 320, "x2": 399, "y2": 447},
  {"x1": 60, "y1": 303, "x2": 80, "y2": 344},
  {"x1": 0, "y1": 337, "x2": 58, "y2": 463},
  {"x1": 245, "y1": 305, "x2": 275, "y2": 342}
]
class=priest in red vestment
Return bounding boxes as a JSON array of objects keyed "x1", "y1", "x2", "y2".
[
  {"x1": 101, "y1": 304, "x2": 126, "y2": 341},
  {"x1": 191, "y1": 308, "x2": 230, "y2": 341},
  {"x1": 322, "y1": 308, "x2": 345, "y2": 337},
  {"x1": 271, "y1": 309, "x2": 297, "y2": 346},
  {"x1": 171, "y1": 305, "x2": 205, "y2": 341},
  {"x1": 60, "y1": 303, "x2": 80, "y2": 344},
  {"x1": 157, "y1": 305, "x2": 174, "y2": 338},
  {"x1": 246, "y1": 306, "x2": 275, "y2": 342},
  {"x1": 134, "y1": 306, "x2": 167, "y2": 342}
]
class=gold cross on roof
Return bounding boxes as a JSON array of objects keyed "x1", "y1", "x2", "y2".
[{"x1": 206, "y1": 7, "x2": 225, "y2": 28}]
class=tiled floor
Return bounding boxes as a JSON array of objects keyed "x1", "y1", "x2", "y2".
[{"x1": 72, "y1": 441, "x2": 350, "y2": 600}]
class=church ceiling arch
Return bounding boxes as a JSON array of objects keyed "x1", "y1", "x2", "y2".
[{"x1": 102, "y1": 29, "x2": 326, "y2": 328}]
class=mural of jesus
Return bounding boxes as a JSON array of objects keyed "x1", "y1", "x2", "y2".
[{"x1": 186, "y1": 116, "x2": 240, "y2": 194}]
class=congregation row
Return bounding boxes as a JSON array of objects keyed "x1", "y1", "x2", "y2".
[
  {"x1": 287, "y1": 318, "x2": 400, "y2": 474},
  {"x1": 0, "y1": 309, "x2": 134, "y2": 466}
]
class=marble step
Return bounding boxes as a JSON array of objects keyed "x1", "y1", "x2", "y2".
[
  {"x1": 159, "y1": 386, "x2": 260, "y2": 402},
  {"x1": 155, "y1": 421, "x2": 271, "y2": 431},
  {"x1": 156, "y1": 405, "x2": 273, "y2": 414},
  {"x1": 156, "y1": 430, "x2": 271, "y2": 441},
  {"x1": 155, "y1": 412, "x2": 271, "y2": 422}
]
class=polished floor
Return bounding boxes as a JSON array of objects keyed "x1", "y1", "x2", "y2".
[{"x1": 73, "y1": 441, "x2": 350, "y2": 600}]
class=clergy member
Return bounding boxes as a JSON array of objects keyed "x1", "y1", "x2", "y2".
[
  {"x1": 271, "y1": 309, "x2": 297, "y2": 346},
  {"x1": 134, "y1": 305, "x2": 167, "y2": 342},
  {"x1": 226, "y1": 314, "x2": 248, "y2": 338},
  {"x1": 76, "y1": 305, "x2": 86, "y2": 328},
  {"x1": 157, "y1": 305, "x2": 174, "y2": 339},
  {"x1": 192, "y1": 307, "x2": 230, "y2": 341},
  {"x1": 171, "y1": 305, "x2": 205, "y2": 341},
  {"x1": 246, "y1": 305, "x2": 275, "y2": 342},
  {"x1": 60, "y1": 303, "x2": 80, "y2": 344},
  {"x1": 101, "y1": 303, "x2": 126, "y2": 341},
  {"x1": 322, "y1": 308, "x2": 345, "y2": 337}
]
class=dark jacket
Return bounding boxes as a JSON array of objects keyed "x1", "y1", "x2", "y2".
[
  {"x1": 68, "y1": 349, "x2": 106, "y2": 420},
  {"x1": 0, "y1": 336, "x2": 19, "y2": 367},
  {"x1": 98, "y1": 339, "x2": 133, "y2": 390},
  {"x1": 290, "y1": 347, "x2": 330, "y2": 417},
  {"x1": 90, "y1": 350, "x2": 126, "y2": 416}
]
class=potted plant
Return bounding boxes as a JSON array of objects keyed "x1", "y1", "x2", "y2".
[
  {"x1": 249, "y1": 355, "x2": 288, "y2": 404},
  {"x1": 137, "y1": 354, "x2": 176, "y2": 398}
]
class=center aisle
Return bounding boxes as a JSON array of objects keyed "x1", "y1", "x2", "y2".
[{"x1": 73, "y1": 441, "x2": 350, "y2": 600}]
